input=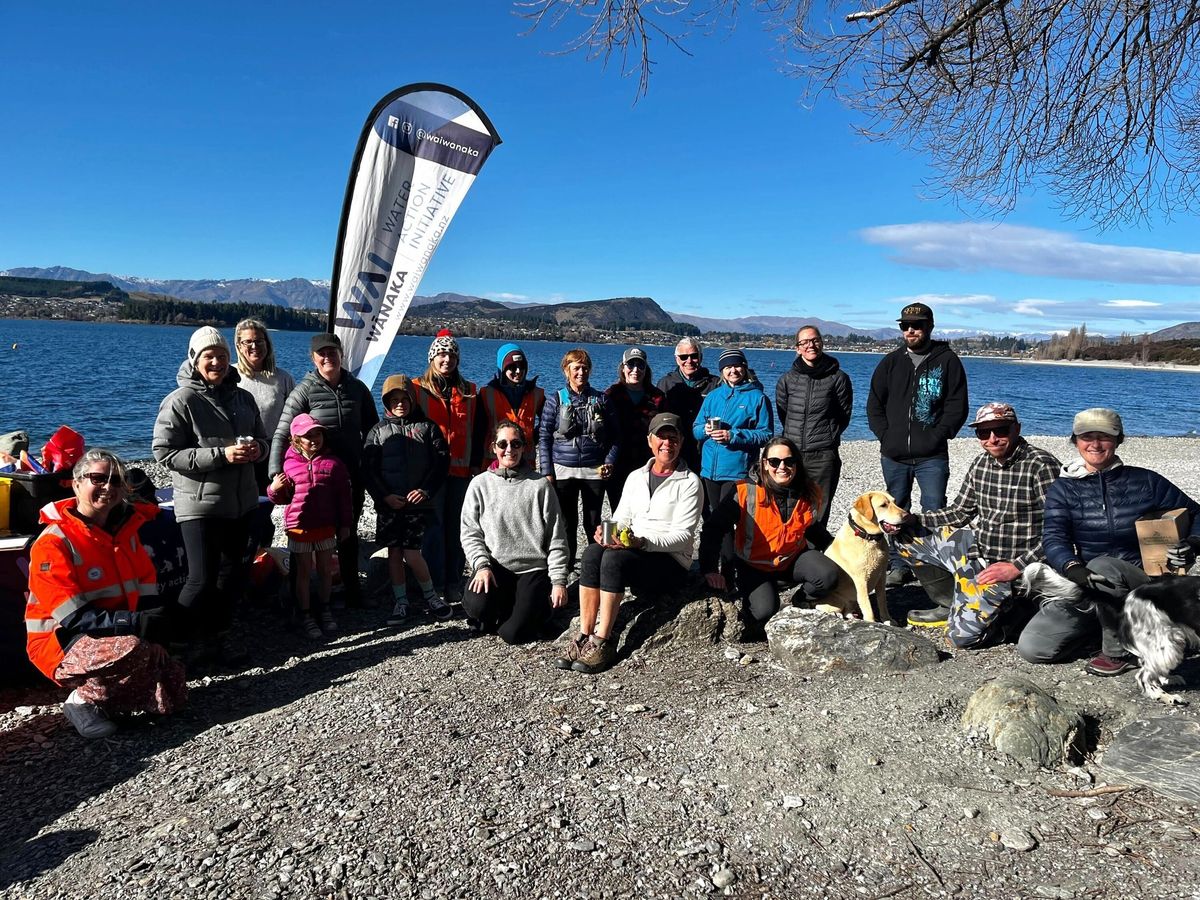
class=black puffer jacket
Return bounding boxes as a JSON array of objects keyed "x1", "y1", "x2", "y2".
[
  {"x1": 866, "y1": 341, "x2": 968, "y2": 461},
  {"x1": 775, "y1": 354, "x2": 853, "y2": 452},
  {"x1": 270, "y1": 369, "x2": 379, "y2": 477},
  {"x1": 361, "y1": 408, "x2": 449, "y2": 512},
  {"x1": 657, "y1": 366, "x2": 721, "y2": 472},
  {"x1": 1042, "y1": 461, "x2": 1200, "y2": 572}
]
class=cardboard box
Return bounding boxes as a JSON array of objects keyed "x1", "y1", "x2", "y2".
[{"x1": 1135, "y1": 508, "x2": 1190, "y2": 575}]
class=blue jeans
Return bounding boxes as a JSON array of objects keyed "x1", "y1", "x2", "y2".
[{"x1": 881, "y1": 455, "x2": 949, "y2": 569}]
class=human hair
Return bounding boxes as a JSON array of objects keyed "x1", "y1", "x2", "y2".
[
  {"x1": 758, "y1": 436, "x2": 816, "y2": 503},
  {"x1": 561, "y1": 348, "x2": 592, "y2": 375},
  {"x1": 493, "y1": 421, "x2": 523, "y2": 443},
  {"x1": 290, "y1": 428, "x2": 326, "y2": 456},
  {"x1": 613, "y1": 357, "x2": 653, "y2": 388},
  {"x1": 72, "y1": 448, "x2": 129, "y2": 492},
  {"x1": 674, "y1": 337, "x2": 701, "y2": 358},
  {"x1": 795, "y1": 324, "x2": 823, "y2": 343},
  {"x1": 234, "y1": 318, "x2": 277, "y2": 376},
  {"x1": 420, "y1": 355, "x2": 474, "y2": 398}
]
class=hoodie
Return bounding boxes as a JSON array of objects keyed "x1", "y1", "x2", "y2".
[{"x1": 866, "y1": 340, "x2": 968, "y2": 461}]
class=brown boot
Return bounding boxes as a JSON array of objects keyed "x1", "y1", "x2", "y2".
[
  {"x1": 570, "y1": 636, "x2": 615, "y2": 675},
  {"x1": 554, "y1": 633, "x2": 589, "y2": 670}
]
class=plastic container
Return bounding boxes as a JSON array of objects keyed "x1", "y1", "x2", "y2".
[{"x1": 4, "y1": 470, "x2": 74, "y2": 535}]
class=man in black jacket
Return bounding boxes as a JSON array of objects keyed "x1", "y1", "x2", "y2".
[
  {"x1": 656, "y1": 337, "x2": 721, "y2": 475},
  {"x1": 775, "y1": 325, "x2": 853, "y2": 526},
  {"x1": 866, "y1": 303, "x2": 968, "y2": 584}
]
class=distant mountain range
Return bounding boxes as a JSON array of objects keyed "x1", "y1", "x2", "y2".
[{"x1": 2, "y1": 265, "x2": 1178, "y2": 341}]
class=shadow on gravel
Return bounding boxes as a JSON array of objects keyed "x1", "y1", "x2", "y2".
[{"x1": 0, "y1": 607, "x2": 473, "y2": 888}]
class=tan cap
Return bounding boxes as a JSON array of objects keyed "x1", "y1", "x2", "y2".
[
  {"x1": 381, "y1": 374, "x2": 412, "y2": 403},
  {"x1": 969, "y1": 402, "x2": 1018, "y2": 428},
  {"x1": 1072, "y1": 408, "x2": 1123, "y2": 437}
]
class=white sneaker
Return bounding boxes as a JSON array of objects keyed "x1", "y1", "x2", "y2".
[{"x1": 63, "y1": 690, "x2": 118, "y2": 739}]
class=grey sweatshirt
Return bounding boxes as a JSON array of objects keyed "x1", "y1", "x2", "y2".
[
  {"x1": 459, "y1": 464, "x2": 570, "y2": 585},
  {"x1": 238, "y1": 367, "x2": 295, "y2": 438}
]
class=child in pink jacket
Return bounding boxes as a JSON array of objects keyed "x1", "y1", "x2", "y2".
[{"x1": 268, "y1": 414, "x2": 352, "y2": 639}]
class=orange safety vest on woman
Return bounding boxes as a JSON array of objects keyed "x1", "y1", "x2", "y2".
[
  {"x1": 413, "y1": 375, "x2": 478, "y2": 478},
  {"x1": 734, "y1": 481, "x2": 814, "y2": 573},
  {"x1": 25, "y1": 498, "x2": 159, "y2": 683},
  {"x1": 478, "y1": 384, "x2": 545, "y2": 448}
]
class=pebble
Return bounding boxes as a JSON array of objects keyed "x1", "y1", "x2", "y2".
[
  {"x1": 963, "y1": 807, "x2": 980, "y2": 819},
  {"x1": 998, "y1": 828, "x2": 1037, "y2": 852},
  {"x1": 568, "y1": 839, "x2": 596, "y2": 853},
  {"x1": 1086, "y1": 808, "x2": 1108, "y2": 821},
  {"x1": 723, "y1": 648, "x2": 740, "y2": 660},
  {"x1": 782, "y1": 795, "x2": 805, "y2": 809},
  {"x1": 712, "y1": 868, "x2": 736, "y2": 888},
  {"x1": 624, "y1": 704, "x2": 649, "y2": 713},
  {"x1": 15, "y1": 706, "x2": 34, "y2": 716}
]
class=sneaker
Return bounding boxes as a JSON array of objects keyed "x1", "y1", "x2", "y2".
[
  {"x1": 445, "y1": 585, "x2": 464, "y2": 606},
  {"x1": 63, "y1": 690, "x2": 118, "y2": 739},
  {"x1": 1085, "y1": 653, "x2": 1138, "y2": 677},
  {"x1": 571, "y1": 636, "x2": 615, "y2": 675},
  {"x1": 886, "y1": 568, "x2": 915, "y2": 587},
  {"x1": 422, "y1": 592, "x2": 453, "y2": 621},
  {"x1": 301, "y1": 614, "x2": 323, "y2": 640},
  {"x1": 319, "y1": 609, "x2": 339, "y2": 634},
  {"x1": 386, "y1": 601, "x2": 409, "y2": 627},
  {"x1": 907, "y1": 605, "x2": 951, "y2": 627},
  {"x1": 554, "y1": 633, "x2": 590, "y2": 670}
]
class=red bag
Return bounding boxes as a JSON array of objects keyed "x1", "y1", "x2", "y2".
[{"x1": 42, "y1": 426, "x2": 85, "y2": 473}]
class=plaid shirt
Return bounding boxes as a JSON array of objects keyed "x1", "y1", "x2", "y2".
[{"x1": 920, "y1": 439, "x2": 1061, "y2": 570}]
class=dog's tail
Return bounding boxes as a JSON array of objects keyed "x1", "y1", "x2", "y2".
[{"x1": 1021, "y1": 562, "x2": 1085, "y2": 604}]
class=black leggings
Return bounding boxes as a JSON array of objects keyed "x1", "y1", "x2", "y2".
[
  {"x1": 461, "y1": 562, "x2": 552, "y2": 645},
  {"x1": 177, "y1": 512, "x2": 255, "y2": 641},
  {"x1": 703, "y1": 479, "x2": 738, "y2": 573},
  {"x1": 579, "y1": 543, "x2": 686, "y2": 594},
  {"x1": 734, "y1": 549, "x2": 840, "y2": 623},
  {"x1": 555, "y1": 478, "x2": 606, "y2": 561}
]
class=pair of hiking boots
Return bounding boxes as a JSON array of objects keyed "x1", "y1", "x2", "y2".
[{"x1": 555, "y1": 633, "x2": 614, "y2": 674}]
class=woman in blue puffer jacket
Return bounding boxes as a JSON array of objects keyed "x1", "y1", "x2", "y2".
[
  {"x1": 538, "y1": 349, "x2": 620, "y2": 563},
  {"x1": 1020, "y1": 407, "x2": 1200, "y2": 675},
  {"x1": 693, "y1": 348, "x2": 774, "y2": 574}
]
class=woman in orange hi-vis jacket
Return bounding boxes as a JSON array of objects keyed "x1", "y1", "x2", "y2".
[
  {"x1": 411, "y1": 330, "x2": 477, "y2": 603},
  {"x1": 26, "y1": 449, "x2": 186, "y2": 739}
]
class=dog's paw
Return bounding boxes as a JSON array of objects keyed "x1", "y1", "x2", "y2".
[{"x1": 1158, "y1": 692, "x2": 1188, "y2": 706}]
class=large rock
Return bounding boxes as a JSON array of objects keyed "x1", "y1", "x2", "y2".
[
  {"x1": 765, "y1": 607, "x2": 940, "y2": 675},
  {"x1": 1102, "y1": 717, "x2": 1200, "y2": 805},
  {"x1": 961, "y1": 675, "x2": 1085, "y2": 768}
]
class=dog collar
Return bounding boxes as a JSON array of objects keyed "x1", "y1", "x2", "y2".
[{"x1": 848, "y1": 511, "x2": 886, "y2": 543}]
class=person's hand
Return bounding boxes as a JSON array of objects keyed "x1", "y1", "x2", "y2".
[
  {"x1": 976, "y1": 561, "x2": 1021, "y2": 586},
  {"x1": 225, "y1": 443, "x2": 253, "y2": 464},
  {"x1": 384, "y1": 494, "x2": 406, "y2": 510},
  {"x1": 550, "y1": 584, "x2": 567, "y2": 608},
  {"x1": 406, "y1": 489, "x2": 428, "y2": 505},
  {"x1": 1065, "y1": 565, "x2": 1115, "y2": 592},
  {"x1": 271, "y1": 472, "x2": 291, "y2": 493},
  {"x1": 598, "y1": 464, "x2": 613, "y2": 480},
  {"x1": 470, "y1": 567, "x2": 495, "y2": 594},
  {"x1": 1166, "y1": 540, "x2": 1197, "y2": 571},
  {"x1": 337, "y1": 526, "x2": 351, "y2": 542},
  {"x1": 712, "y1": 428, "x2": 731, "y2": 445},
  {"x1": 545, "y1": 474, "x2": 555, "y2": 484},
  {"x1": 703, "y1": 420, "x2": 713, "y2": 436},
  {"x1": 900, "y1": 511, "x2": 921, "y2": 529},
  {"x1": 245, "y1": 442, "x2": 262, "y2": 462},
  {"x1": 625, "y1": 534, "x2": 645, "y2": 550},
  {"x1": 705, "y1": 572, "x2": 726, "y2": 591}
]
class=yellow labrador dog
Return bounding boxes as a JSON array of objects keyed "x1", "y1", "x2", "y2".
[{"x1": 816, "y1": 491, "x2": 908, "y2": 624}]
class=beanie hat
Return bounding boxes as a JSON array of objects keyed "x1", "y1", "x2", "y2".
[
  {"x1": 188, "y1": 326, "x2": 229, "y2": 365},
  {"x1": 496, "y1": 342, "x2": 526, "y2": 373},
  {"x1": 381, "y1": 374, "x2": 412, "y2": 403},
  {"x1": 717, "y1": 347, "x2": 747, "y2": 370},
  {"x1": 428, "y1": 328, "x2": 459, "y2": 362}
]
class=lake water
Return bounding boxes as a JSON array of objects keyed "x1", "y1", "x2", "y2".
[{"x1": 3, "y1": 319, "x2": 1199, "y2": 459}]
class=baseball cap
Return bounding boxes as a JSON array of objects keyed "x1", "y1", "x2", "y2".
[
  {"x1": 648, "y1": 413, "x2": 682, "y2": 435},
  {"x1": 970, "y1": 402, "x2": 1018, "y2": 429},
  {"x1": 1072, "y1": 408, "x2": 1123, "y2": 437},
  {"x1": 311, "y1": 333, "x2": 343, "y2": 353},
  {"x1": 898, "y1": 302, "x2": 934, "y2": 325},
  {"x1": 622, "y1": 347, "x2": 647, "y2": 365},
  {"x1": 290, "y1": 413, "x2": 326, "y2": 438}
]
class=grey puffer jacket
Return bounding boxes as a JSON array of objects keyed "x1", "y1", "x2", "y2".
[
  {"x1": 153, "y1": 361, "x2": 268, "y2": 522},
  {"x1": 775, "y1": 354, "x2": 853, "y2": 452},
  {"x1": 270, "y1": 369, "x2": 379, "y2": 478},
  {"x1": 361, "y1": 408, "x2": 449, "y2": 512}
]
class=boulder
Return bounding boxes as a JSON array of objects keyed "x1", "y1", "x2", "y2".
[
  {"x1": 1101, "y1": 717, "x2": 1200, "y2": 805},
  {"x1": 961, "y1": 675, "x2": 1085, "y2": 768},
  {"x1": 765, "y1": 607, "x2": 940, "y2": 675}
]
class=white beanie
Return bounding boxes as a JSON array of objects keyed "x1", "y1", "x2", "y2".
[{"x1": 188, "y1": 326, "x2": 229, "y2": 365}]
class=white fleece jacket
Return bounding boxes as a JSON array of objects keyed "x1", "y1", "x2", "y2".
[{"x1": 613, "y1": 460, "x2": 704, "y2": 569}]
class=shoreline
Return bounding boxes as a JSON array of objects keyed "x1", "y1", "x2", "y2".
[{"x1": 1008, "y1": 356, "x2": 1200, "y2": 374}]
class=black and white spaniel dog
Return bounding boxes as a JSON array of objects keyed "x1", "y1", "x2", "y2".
[{"x1": 1022, "y1": 562, "x2": 1200, "y2": 704}]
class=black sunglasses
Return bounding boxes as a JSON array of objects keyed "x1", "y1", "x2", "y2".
[
  {"x1": 81, "y1": 471, "x2": 123, "y2": 487},
  {"x1": 764, "y1": 457, "x2": 798, "y2": 469},
  {"x1": 975, "y1": 425, "x2": 1013, "y2": 439},
  {"x1": 623, "y1": 359, "x2": 646, "y2": 368},
  {"x1": 495, "y1": 439, "x2": 525, "y2": 451},
  {"x1": 676, "y1": 353, "x2": 701, "y2": 361},
  {"x1": 899, "y1": 322, "x2": 930, "y2": 332}
]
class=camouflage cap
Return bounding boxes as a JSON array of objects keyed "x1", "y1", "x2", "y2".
[{"x1": 969, "y1": 402, "x2": 1018, "y2": 429}]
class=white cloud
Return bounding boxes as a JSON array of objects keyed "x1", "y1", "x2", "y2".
[
  {"x1": 1101, "y1": 299, "x2": 1160, "y2": 308},
  {"x1": 486, "y1": 291, "x2": 530, "y2": 302},
  {"x1": 893, "y1": 292, "x2": 996, "y2": 307},
  {"x1": 861, "y1": 222, "x2": 1200, "y2": 285}
]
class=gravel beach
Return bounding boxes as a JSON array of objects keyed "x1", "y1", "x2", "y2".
[{"x1": 1, "y1": 435, "x2": 1198, "y2": 899}]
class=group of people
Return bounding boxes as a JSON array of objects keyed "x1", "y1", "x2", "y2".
[{"x1": 25, "y1": 302, "x2": 1200, "y2": 738}]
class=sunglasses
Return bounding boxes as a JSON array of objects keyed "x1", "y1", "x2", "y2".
[
  {"x1": 975, "y1": 425, "x2": 1013, "y2": 439},
  {"x1": 623, "y1": 359, "x2": 646, "y2": 368},
  {"x1": 676, "y1": 353, "x2": 701, "y2": 361},
  {"x1": 495, "y1": 439, "x2": 525, "y2": 451},
  {"x1": 796, "y1": 339, "x2": 822, "y2": 348},
  {"x1": 81, "y1": 471, "x2": 123, "y2": 487},
  {"x1": 899, "y1": 322, "x2": 930, "y2": 332},
  {"x1": 764, "y1": 457, "x2": 798, "y2": 469}
]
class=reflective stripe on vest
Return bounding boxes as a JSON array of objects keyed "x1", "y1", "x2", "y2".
[
  {"x1": 42, "y1": 525, "x2": 83, "y2": 565},
  {"x1": 480, "y1": 385, "x2": 544, "y2": 447},
  {"x1": 734, "y1": 482, "x2": 813, "y2": 572},
  {"x1": 26, "y1": 618, "x2": 56, "y2": 633}
]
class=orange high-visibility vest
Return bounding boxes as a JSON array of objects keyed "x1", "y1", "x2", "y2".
[
  {"x1": 734, "y1": 481, "x2": 814, "y2": 573},
  {"x1": 413, "y1": 375, "x2": 478, "y2": 478},
  {"x1": 26, "y1": 498, "x2": 159, "y2": 682},
  {"x1": 478, "y1": 384, "x2": 545, "y2": 448}
]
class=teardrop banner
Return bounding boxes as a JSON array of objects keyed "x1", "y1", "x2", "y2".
[{"x1": 329, "y1": 83, "x2": 502, "y2": 388}]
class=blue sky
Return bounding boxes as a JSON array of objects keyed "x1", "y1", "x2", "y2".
[{"x1": 4, "y1": 1, "x2": 1200, "y2": 335}]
